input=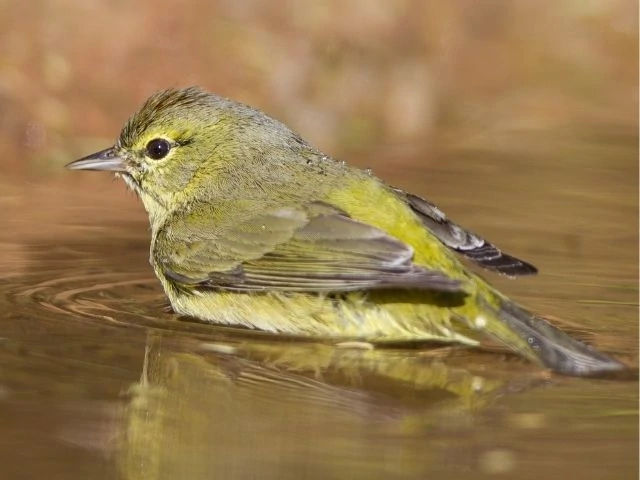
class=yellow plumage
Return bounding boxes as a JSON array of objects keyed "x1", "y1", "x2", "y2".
[{"x1": 66, "y1": 87, "x2": 624, "y2": 376}]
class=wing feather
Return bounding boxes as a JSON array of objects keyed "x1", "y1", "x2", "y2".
[
  {"x1": 156, "y1": 201, "x2": 463, "y2": 293},
  {"x1": 394, "y1": 190, "x2": 538, "y2": 277}
]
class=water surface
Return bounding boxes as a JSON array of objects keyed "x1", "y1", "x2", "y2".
[{"x1": 0, "y1": 135, "x2": 637, "y2": 479}]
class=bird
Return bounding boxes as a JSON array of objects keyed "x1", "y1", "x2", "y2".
[{"x1": 66, "y1": 87, "x2": 624, "y2": 376}]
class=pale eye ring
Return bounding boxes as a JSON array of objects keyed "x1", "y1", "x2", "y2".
[{"x1": 145, "y1": 138, "x2": 171, "y2": 160}]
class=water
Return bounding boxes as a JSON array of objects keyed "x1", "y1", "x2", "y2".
[{"x1": 0, "y1": 135, "x2": 637, "y2": 479}]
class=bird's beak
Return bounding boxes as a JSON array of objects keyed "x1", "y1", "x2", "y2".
[{"x1": 65, "y1": 147, "x2": 126, "y2": 172}]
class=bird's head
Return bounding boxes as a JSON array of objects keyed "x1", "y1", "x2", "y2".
[{"x1": 66, "y1": 87, "x2": 307, "y2": 222}]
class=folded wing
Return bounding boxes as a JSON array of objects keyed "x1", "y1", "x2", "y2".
[
  {"x1": 155, "y1": 201, "x2": 463, "y2": 293},
  {"x1": 395, "y1": 190, "x2": 537, "y2": 277}
]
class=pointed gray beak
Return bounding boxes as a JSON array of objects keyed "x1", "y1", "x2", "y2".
[{"x1": 65, "y1": 147, "x2": 126, "y2": 172}]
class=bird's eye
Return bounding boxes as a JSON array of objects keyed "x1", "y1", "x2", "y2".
[{"x1": 145, "y1": 138, "x2": 171, "y2": 160}]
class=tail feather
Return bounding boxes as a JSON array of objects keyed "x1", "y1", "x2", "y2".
[{"x1": 495, "y1": 300, "x2": 625, "y2": 376}]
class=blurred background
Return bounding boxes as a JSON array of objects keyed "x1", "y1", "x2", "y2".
[
  {"x1": 0, "y1": 1, "x2": 637, "y2": 479},
  {"x1": 0, "y1": 0, "x2": 637, "y2": 173}
]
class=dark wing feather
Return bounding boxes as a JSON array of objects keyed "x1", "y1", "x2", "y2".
[
  {"x1": 156, "y1": 201, "x2": 463, "y2": 293},
  {"x1": 396, "y1": 190, "x2": 537, "y2": 277}
]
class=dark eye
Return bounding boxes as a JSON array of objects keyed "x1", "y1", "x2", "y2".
[{"x1": 145, "y1": 138, "x2": 171, "y2": 160}]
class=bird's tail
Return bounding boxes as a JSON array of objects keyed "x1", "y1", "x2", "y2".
[{"x1": 492, "y1": 298, "x2": 625, "y2": 376}]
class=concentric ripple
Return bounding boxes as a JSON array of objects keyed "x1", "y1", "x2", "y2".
[{"x1": 2, "y1": 239, "x2": 182, "y2": 334}]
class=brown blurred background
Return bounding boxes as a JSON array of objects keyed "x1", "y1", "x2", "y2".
[
  {"x1": 0, "y1": 0, "x2": 637, "y2": 177},
  {"x1": 0, "y1": 3, "x2": 637, "y2": 479}
]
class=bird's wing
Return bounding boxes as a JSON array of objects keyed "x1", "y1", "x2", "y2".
[
  {"x1": 155, "y1": 201, "x2": 463, "y2": 293},
  {"x1": 393, "y1": 189, "x2": 537, "y2": 277}
]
